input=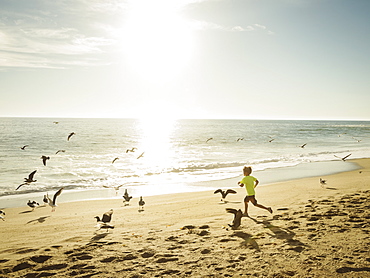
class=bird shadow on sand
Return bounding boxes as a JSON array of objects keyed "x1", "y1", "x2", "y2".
[
  {"x1": 26, "y1": 216, "x2": 50, "y2": 224},
  {"x1": 90, "y1": 232, "x2": 109, "y2": 243},
  {"x1": 218, "y1": 201, "x2": 242, "y2": 205},
  {"x1": 231, "y1": 231, "x2": 260, "y2": 251},
  {"x1": 324, "y1": 187, "x2": 337, "y2": 190},
  {"x1": 249, "y1": 217, "x2": 307, "y2": 252},
  {"x1": 19, "y1": 210, "x2": 34, "y2": 214}
]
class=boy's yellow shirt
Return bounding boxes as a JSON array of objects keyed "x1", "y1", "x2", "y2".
[{"x1": 240, "y1": 175, "x2": 257, "y2": 196}]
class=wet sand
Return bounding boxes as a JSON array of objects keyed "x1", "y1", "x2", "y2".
[{"x1": 0, "y1": 159, "x2": 369, "y2": 277}]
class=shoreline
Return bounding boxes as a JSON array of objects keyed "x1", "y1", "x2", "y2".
[
  {"x1": 0, "y1": 159, "x2": 362, "y2": 209},
  {"x1": 0, "y1": 158, "x2": 369, "y2": 277}
]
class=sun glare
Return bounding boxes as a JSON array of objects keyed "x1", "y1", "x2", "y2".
[{"x1": 123, "y1": 0, "x2": 194, "y2": 82}]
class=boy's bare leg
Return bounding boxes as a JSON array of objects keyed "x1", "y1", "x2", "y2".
[
  {"x1": 243, "y1": 202, "x2": 249, "y2": 216},
  {"x1": 255, "y1": 203, "x2": 273, "y2": 214}
]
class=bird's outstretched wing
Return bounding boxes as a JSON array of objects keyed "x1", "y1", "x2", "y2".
[
  {"x1": 28, "y1": 170, "x2": 37, "y2": 180},
  {"x1": 53, "y1": 188, "x2": 64, "y2": 205},
  {"x1": 225, "y1": 189, "x2": 237, "y2": 195},
  {"x1": 16, "y1": 183, "x2": 26, "y2": 190},
  {"x1": 214, "y1": 189, "x2": 222, "y2": 194}
]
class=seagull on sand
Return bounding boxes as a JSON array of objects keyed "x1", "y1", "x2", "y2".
[
  {"x1": 67, "y1": 132, "x2": 75, "y2": 141},
  {"x1": 16, "y1": 170, "x2": 37, "y2": 190},
  {"x1": 112, "y1": 157, "x2": 119, "y2": 164},
  {"x1": 320, "y1": 178, "x2": 327, "y2": 188},
  {"x1": 55, "y1": 150, "x2": 65, "y2": 155},
  {"x1": 43, "y1": 194, "x2": 49, "y2": 205},
  {"x1": 226, "y1": 208, "x2": 243, "y2": 230},
  {"x1": 20, "y1": 145, "x2": 29, "y2": 150},
  {"x1": 95, "y1": 209, "x2": 113, "y2": 224},
  {"x1": 123, "y1": 189, "x2": 132, "y2": 206},
  {"x1": 214, "y1": 189, "x2": 237, "y2": 202},
  {"x1": 138, "y1": 196, "x2": 145, "y2": 211},
  {"x1": 27, "y1": 200, "x2": 40, "y2": 211},
  {"x1": 334, "y1": 153, "x2": 352, "y2": 161},
  {"x1": 41, "y1": 155, "x2": 50, "y2": 166},
  {"x1": 95, "y1": 209, "x2": 114, "y2": 231},
  {"x1": 46, "y1": 188, "x2": 63, "y2": 212},
  {"x1": 0, "y1": 210, "x2": 5, "y2": 221},
  {"x1": 206, "y1": 137, "x2": 213, "y2": 143}
]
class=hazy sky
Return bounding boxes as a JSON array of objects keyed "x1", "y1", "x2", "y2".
[{"x1": 1, "y1": 0, "x2": 369, "y2": 120}]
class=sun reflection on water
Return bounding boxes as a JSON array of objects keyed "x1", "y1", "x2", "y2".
[{"x1": 136, "y1": 117, "x2": 177, "y2": 174}]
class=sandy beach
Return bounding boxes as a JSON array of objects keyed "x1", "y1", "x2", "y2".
[{"x1": 1, "y1": 159, "x2": 369, "y2": 278}]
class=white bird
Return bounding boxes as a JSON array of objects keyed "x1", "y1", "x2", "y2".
[
  {"x1": 47, "y1": 188, "x2": 63, "y2": 212},
  {"x1": 138, "y1": 196, "x2": 145, "y2": 211},
  {"x1": 16, "y1": 170, "x2": 37, "y2": 190}
]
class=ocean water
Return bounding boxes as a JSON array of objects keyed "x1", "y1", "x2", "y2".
[{"x1": 0, "y1": 118, "x2": 369, "y2": 205}]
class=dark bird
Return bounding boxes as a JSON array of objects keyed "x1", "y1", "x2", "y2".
[
  {"x1": 126, "y1": 147, "x2": 137, "y2": 153},
  {"x1": 206, "y1": 137, "x2": 213, "y2": 143},
  {"x1": 67, "y1": 132, "x2": 75, "y2": 141},
  {"x1": 0, "y1": 210, "x2": 5, "y2": 221},
  {"x1": 112, "y1": 157, "x2": 119, "y2": 164},
  {"x1": 138, "y1": 196, "x2": 145, "y2": 211},
  {"x1": 226, "y1": 208, "x2": 243, "y2": 230},
  {"x1": 53, "y1": 121, "x2": 59, "y2": 124},
  {"x1": 268, "y1": 138, "x2": 275, "y2": 143},
  {"x1": 236, "y1": 138, "x2": 244, "y2": 142},
  {"x1": 41, "y1": 155, "x2": 50, "y2": 166},
  {"x1": 95, "y1": 209, "x2": 113, "y2": 224},
  {"x1": 320, "y1": 178, "x2": 327, "y2": 188},
  {"x1": 352, "y1": 137, "x2": 362, "y2": 143},
  {"x1": 334, "y1": 153, "x2": 352, "y2": 161},
  {"x1": 20, "y1": 145, "x2": 29, "y2": 150},
  {"x1": 137, "y1": 152, "x2": 145, "y2": 159},
  {"x1": 43, "y1": 194, "x2": 49, "y2": 205},
  {"x1": 16, "y1": 170, "x2": 37, "y2": 190},
  {"x1": 55, "y1": 150, "x2": 65, "y2": 155},
  {"x1": 123, "y1": 189, "x2": 132, "y2": 205},
  {"x1": 47, "y1": 188, "x2": 63, "y2": 212},
  {"x1": 299, "y1": 143, "x2": 307, "y2": 148},
  {"x1": 214, "y1": 189, "x2": 237, "y2": 202},
  {"x1": 27, "y1": 200, "x2": 39, "y2": 211}
]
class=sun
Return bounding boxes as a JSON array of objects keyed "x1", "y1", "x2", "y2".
[{"x1": 123, "y1": 0, "x2": 194, "y2": 82}]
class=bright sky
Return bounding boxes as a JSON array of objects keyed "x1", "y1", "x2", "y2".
[{"x1": 1, "y1": 0, "x2": 369, "y2": 120}]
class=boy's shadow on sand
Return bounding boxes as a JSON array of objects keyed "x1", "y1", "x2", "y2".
[
  {"x1": 232, "y1": 231, "x2": 260, "y2": 251},
  {"x1": 248, "y1": 217, "x2": 307, "y2": 252}
]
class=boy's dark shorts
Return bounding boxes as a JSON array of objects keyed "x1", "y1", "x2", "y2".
[{"x1": 244, "y1": 195, "x2": 257, "y2": 204}]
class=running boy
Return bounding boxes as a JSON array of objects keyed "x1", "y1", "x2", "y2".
[{"x1": 238, "y1": 166, "x2": 273, "y2": 217}]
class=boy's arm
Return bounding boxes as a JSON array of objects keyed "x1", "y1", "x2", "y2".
[
  {"x1": 254, "y1": 179, "x2": 259, "y2": 187},
  {"x1": 238, "y1": 181, "x2": 244, "y2": 187}
]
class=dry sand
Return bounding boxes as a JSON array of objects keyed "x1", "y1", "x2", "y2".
[{"x1": 1, "y1": 159, "x2": 369, "y2": 278}]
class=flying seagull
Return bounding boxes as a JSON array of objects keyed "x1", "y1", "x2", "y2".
[
  {"x1": 67, "y1": 132, "x2": 75, "y2": 141},
  {"x1": 334, "y1": 153, "x2": 352, "y2": 161},
  {"x1": 206, "y1": 137, "x2": 213, "y2": 143},
  {"x1": 112, "y1": 157, "x2": 119, "y2": 164},
  {"x1": 126, "y1": 147, "x2": 137, "y2": 153},
  {"x1": 47, "y1": 188, "x2": 64, "y2": 212},
  {"x1": 27, "y1": 200, "x2": 40, "y2": 211},
  {"x1": 214, "y1": 189, "x2": 237, "y2": 202},
  {"x1": 43, "y1": 194, "x2": 49, "y2": 205},
  {"x1": 20, "y1": 145, "x2": 29, "y2": 150},
  {"x1": 123, "y1": 189, "x2": 132, "y2": 206},
  {"x1": 41, "y1": 155, "x2": 50, "y2": 166},
  {"x1": 236, "y1": 138, "x2": 244, "y2": 142},
  {"x1": 226, "y1": 208, "x2": 243, "y2": 230},
  {"x1": 137, "y1": 152, "x2": 145, "y2": 159},
  {"x1": 55, "y1": 150, "x2": 65, "y2": 155},
  {"x1": 138, "y1": 196, "x2": 145, "y2": 212},
  {"x1": 16, "y1": 170, "x2": 37, "y2": 190},
  {"x1": 299, "y1": 143, "x2": 307, "y2": 148}
]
